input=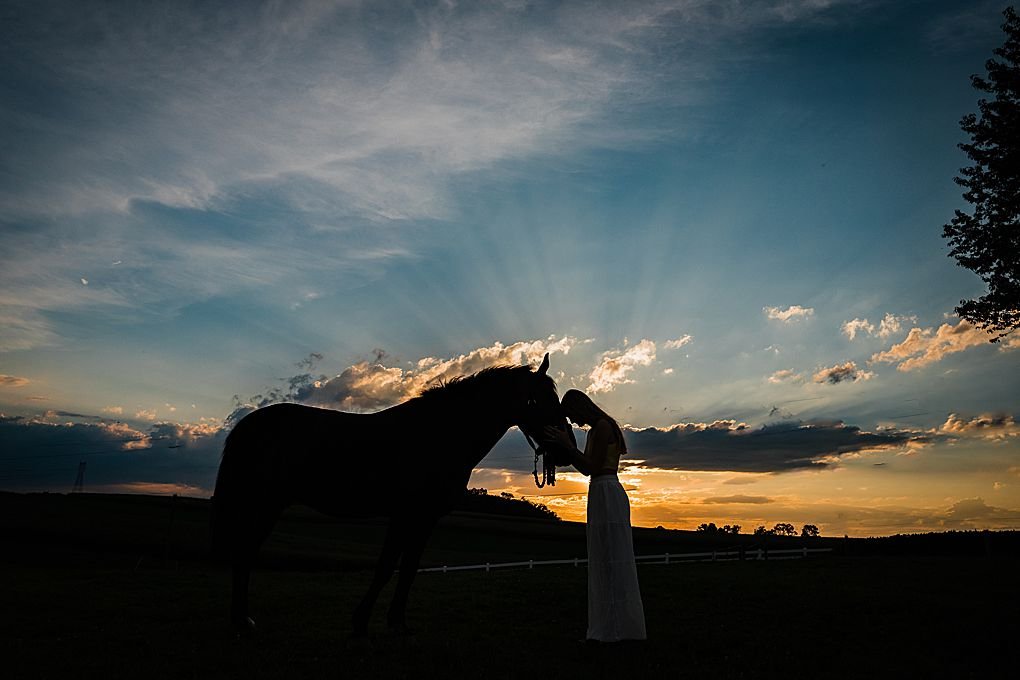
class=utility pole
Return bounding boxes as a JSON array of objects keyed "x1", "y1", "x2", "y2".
[{"x1": 71, "y1": 460, "x2": 86, "y2": 493}]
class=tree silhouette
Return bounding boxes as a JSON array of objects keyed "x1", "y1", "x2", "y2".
[
  {"x1": 773, "y1": 522, "x2": 797, "y2": 537},
  {"x1": 697, "y1": 522, "x2": 719, "y2": 533},
  {"x1": 943, "y1": 6, "x2": 1020, "y2": 341},
  {"x1": 801, "y1": 524, "x2": 820, "y2": 538}
]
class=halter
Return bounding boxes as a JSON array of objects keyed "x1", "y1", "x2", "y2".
[{"x1": 522, "y1": 429, "x2": 556, "y2": 488}]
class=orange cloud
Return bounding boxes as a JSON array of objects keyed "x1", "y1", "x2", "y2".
[
  {"x1": 588, "y1": 339, "x2": 656, "y2": 393},
  {"x1": 300, "y1": 336, "x2": 582, "y2": 410},
  {"x1": 0, "y1": 374, "x2": 30, "y2": 387},
  {"x1": 870, "y1": 319, "x2": 994, "y2": 371},
  {"x1": 812, "y1": 361, "x2": 873, "y2": 384},
  {"x1": 940, "y1": 413, "x2": 1020, "y2": 440}
]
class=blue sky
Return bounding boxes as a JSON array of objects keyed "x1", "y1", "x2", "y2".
[{"x1": 2, "y1": 0, "x2": 1018, "y2": 535}]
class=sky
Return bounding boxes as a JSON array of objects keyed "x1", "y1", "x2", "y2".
[{"x1": 1, "y1": 0, "x2": 1018, "y2": 537}]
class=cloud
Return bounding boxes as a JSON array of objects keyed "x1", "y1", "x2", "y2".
[
  {"x1": 842, "y1": 313, "x2": 916, "y2": 340},
  {"x1": 587, "y1": 339, "x2": 657, "y2": 393},
  {"x1": 0, "y1": 413, "x2": 226, "y2": 494},
  {"x1": 0, "y1": 375, "x2": 29, "y2": 387},
  {"x1": 102, "y1": 406, "x2": 124, "y2": 415},
  {"x1": 869, "y1": 320, "x2": 1011, "y2": 373},
  {"x1": 812, "y1": 361, "x2": 874, "y2": 385},
  {"x1": 940, "y1": 497, "x2": 1017, "y2": 527},
  {"x1": 940, "y1": 413, "x2": 1020, "y2": 440},
  {"x1": 870, "y1": 319, "x2": 996, "y2": 371},
  {"x1": 842, "y1": 318, "x2": 874, "y2": 340},
  {"x1": 135, "y1": 409, "x2": 158, "y2": 421},
  {"x1": 294, "y1": 336, "x2": 580, "y2": 410},
  {"x1": 764, "y1": 305, "x2": 814, "y2": 322},
  {"x1": 702, "y1": 495, "x2": 772, "y2": 504},
  {"x1": 767, "y1": 369, "x2": 802, "y2": 384},
  {"x1": 663, "y1": 335, "x2": 692, "y2": 350},
  {"x1": 620, "y1": 420, "x2": 928, "y2": 473}
]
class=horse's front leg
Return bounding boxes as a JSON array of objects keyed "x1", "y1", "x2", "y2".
[
  {"x1": 351, "y1": 519, "x2": 404, "y2": 637},
  {"x1": 386, "y1": 517, "x2": 437, "y2": 635}
]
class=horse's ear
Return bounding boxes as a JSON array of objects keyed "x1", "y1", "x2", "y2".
[{"x1": 537, "y1": 352, "x2": 549, "y2": 376}]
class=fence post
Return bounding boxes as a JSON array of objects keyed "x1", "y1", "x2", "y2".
[
  {"x1": 711, "y1": 551, "x2": 717, "y2": 562},
  {"x1": 485, "y1": 562, "x2": 490, "y2": 573},
  {"x1": 803, "y1": 546, "x2": 808, "y2": 558},
  {"x1": 665, "y1": 552, "x2": 670, "y2": 565},
  {"x1": 529, "y1": 559, "x2": 534, "y2": 569},
  {"x1": 574, "y1": 557, "x2": 578, "y2": 567},
  {"x1": 756, "y1": 548, "x2": 763, "y2": 561},
  {"x1": 443, "y1": 565, "x2": 447, "y2": 574}
]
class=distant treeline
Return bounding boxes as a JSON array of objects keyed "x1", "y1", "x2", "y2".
[
  {"x1": 458, "y1": 488, "x2": 560, "y2": 521},
  {"x1": 695, "y1": 522, "x2": 821, "y2": 537},
  {"x1": 846, "y1": 530, "x2": 1020, "y2": 557}
]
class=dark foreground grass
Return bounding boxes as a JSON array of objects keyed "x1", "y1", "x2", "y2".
[
  {"x1": 3, "y1": 493, "x2": 1017, "y2": 678},
  {"x1": 5, "y1": 555, "x2": 1017, "y2": 679}
]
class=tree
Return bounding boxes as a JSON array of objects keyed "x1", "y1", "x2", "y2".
[
  {"x1": 697, "y1": 522, "x2": 719, "y2": 533},
  {"x1": 773, "y1": 522, "x2": 797, "y2": 537},
  {"x1": 943, "y1": 7, "x2": 1020, "y2": 341},
  {"x1": 722, "y1": 524, "x2": 742, "y2": 535},
  {"x1": 801, "y1": 524, "x2": 820, "y2": 538},
  {"x1": 754, "y1": 525, "x2": 772, "y2": 536}
]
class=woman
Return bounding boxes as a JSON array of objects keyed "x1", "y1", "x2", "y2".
[{"x1": 544, "y1": 389, "x2": 646, "y2": 643}]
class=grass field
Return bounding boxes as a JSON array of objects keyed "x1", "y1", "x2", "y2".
[{"x1": 3, "y1": 493, "x2": 1017, "y2": 679}]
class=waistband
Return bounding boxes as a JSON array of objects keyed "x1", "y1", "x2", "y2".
[{"x1": 591, "y1": 472, "x2": 619, "y2": 481}]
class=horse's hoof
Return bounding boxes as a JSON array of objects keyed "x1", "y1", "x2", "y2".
[{"x1": 232, "y1": 616, "x2": 257, "y2": 639}]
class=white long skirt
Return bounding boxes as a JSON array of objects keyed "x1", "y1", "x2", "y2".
[{"x1": 587, "y1": 474, "x2": 647, "y2": 641}]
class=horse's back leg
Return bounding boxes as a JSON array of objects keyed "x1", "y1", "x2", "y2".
[
  {"x1": 386, "y1": 517, "x2": 437, "y2": 634},
  {"x1": 351, "y1": 519, "x2": 405, "y2": 637}
]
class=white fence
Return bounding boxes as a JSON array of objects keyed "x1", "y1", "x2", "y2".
[{"x1": 418, "y1": 547, "x2": 833, "y2": 574}]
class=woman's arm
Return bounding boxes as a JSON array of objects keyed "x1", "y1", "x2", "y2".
[{"x1": 543, "y1": 420, "x2": 611, "y2": 477}]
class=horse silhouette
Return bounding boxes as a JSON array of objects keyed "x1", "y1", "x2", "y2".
[{"x1": 212, "y1": 353, "x2": 567, "y2": 637}]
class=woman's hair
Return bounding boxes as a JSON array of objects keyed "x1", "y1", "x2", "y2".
[{"x1": 562, "y1": 389, "x2": 626, "y2": 452}]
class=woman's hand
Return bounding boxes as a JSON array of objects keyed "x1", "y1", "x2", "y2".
[{"x1": 542, "y1": 425, "x2": 574, "y2": 449}]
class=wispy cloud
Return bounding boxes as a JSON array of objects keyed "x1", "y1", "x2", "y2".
[
  {"x1": 764, "y1": 305, "x2": 814, "y2": 322},
  {"x1": 663, "y1": 335, "x2": 693, "y2": 350},
  {"x1": 0, "y1": 375, "x2": 30, "y2": 387},
  {"x1": 842, "y1": 313, "x2": 916, "y2": 340},
  {"x1": 0, "y1": 0, "x2": 863, "y2": 351},
  {"x1": 767, "y1": 369, "x2": 802, "y2": 384},
  {"x1": 702, "y1": 495, "x2": 772, "y2": 504}
]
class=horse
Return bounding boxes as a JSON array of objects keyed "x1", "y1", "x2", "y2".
[{"x1": 211, "y1": 353, "x2": 568, "y2": 637}]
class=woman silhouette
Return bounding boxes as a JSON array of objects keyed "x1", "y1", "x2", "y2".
[{"x1": 545, "y1": 389, "x2": 646, "y2": 642}]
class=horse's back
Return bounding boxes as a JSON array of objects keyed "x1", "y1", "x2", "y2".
[{"x1": 217, "y1": 403, "x2": 400, "y2": 515}]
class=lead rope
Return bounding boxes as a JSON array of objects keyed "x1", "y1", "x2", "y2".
[{"x1": 523, "y1": 431, "x2": 556, "y2": 488}]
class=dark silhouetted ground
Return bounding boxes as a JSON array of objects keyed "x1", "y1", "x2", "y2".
[{"x1": 3, "y1": 492, "x2": 1016, "y2": 678}]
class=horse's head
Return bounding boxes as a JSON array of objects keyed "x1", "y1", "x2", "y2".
[{"x1": 515, "y1": 353, "x2": 572, "y2": 446}]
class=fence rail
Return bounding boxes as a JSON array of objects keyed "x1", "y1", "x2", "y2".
[{"x1": 418, "y1": 547, "x2": 832, "y2": 573}]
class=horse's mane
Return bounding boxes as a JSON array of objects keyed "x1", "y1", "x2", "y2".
[{"x1": 417, "y1": 364, "x2": 555, "y2": 402}]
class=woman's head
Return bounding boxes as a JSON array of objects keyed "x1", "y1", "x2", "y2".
[{"x1": 561, "y1": 389, "x2": 607, "y2": 427}]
